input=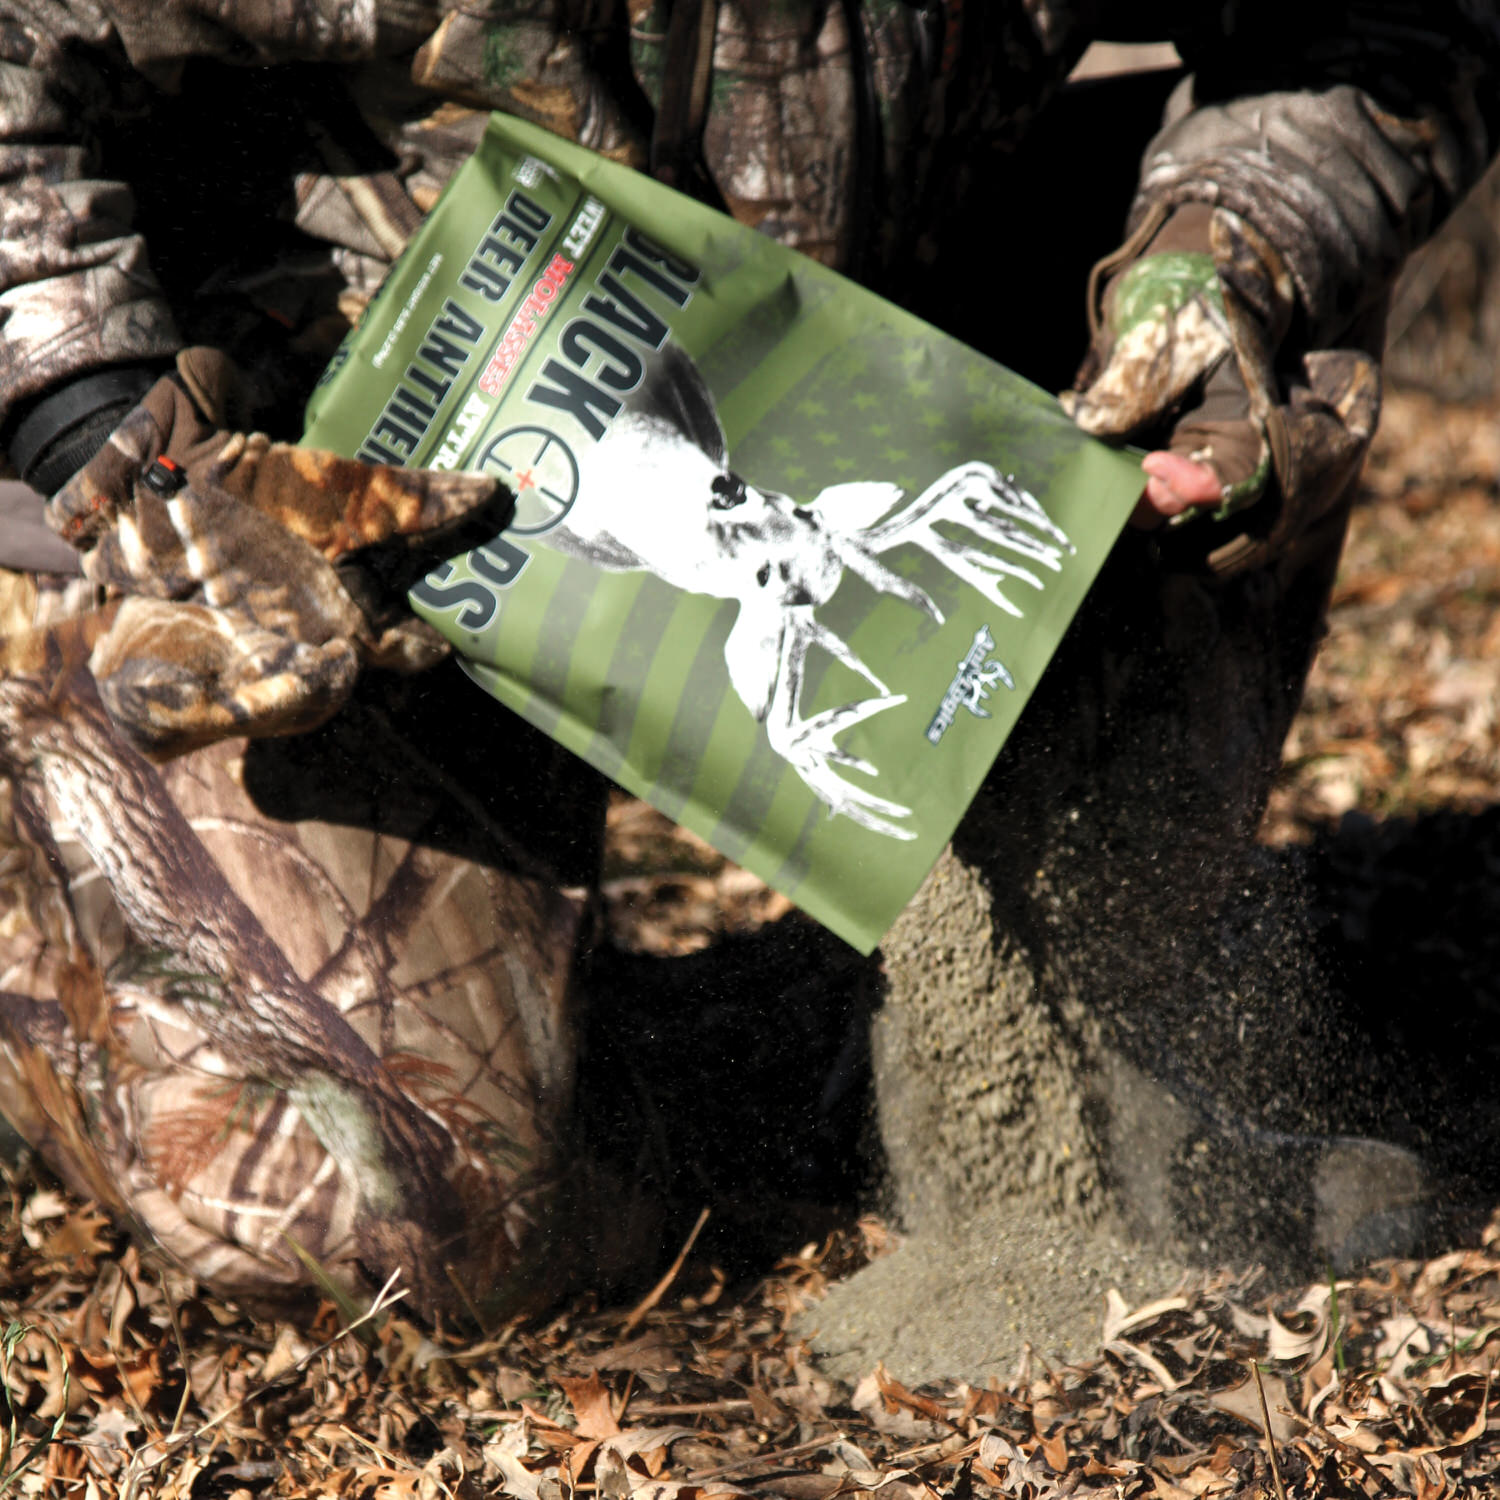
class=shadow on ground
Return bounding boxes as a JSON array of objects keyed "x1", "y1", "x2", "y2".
[
  {"x1": 575, "y1": 917, "x2": 879, "y2": 1279},
  {"x1": 577, "y1": 800, "x2": 1500, "y2": 1294},
  {"x1": 1295, "y1": 803, "x2": 1500, "y2": 1194}
]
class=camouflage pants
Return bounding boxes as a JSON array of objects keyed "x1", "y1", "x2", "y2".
[{"x1": 0, "y1": 570, "x2": 593, "y2": 1317}]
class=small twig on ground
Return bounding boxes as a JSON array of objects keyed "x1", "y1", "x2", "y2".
[
  {"x1": 622, "y1": 1207, "x2": 710, "y2": 1335},
  {"x1": 1154, "y1": 1403, "x2": 1201, "y2": 1458},
  {"x1": 627, "y1": 1399, "x2": 754, "y2": 1418},
  {"x1": 118, "y1": 1269, "x2": 408, "y2": 1491},
  {"x1": 889, "y1": 1436, "x2": 980, "y2": 1469},
  {"x1": 117, "y1": 1279, "x2": 163, "y2": 1440},
  {"x1": 1253, "y1": 1362, "x2": 1289, "y2": 1500},
  {"x1": 157, "y1": 1271, "x2": 195, "y2": 1442},
  {"x1": 446, "y1": 1262, "x2": 495, "y2": 1339},
  {"x1": 1288, "y1": 1413, "x2": 1399, "y2": 1498},
  {"x1": 687, "y1": 1432, "x2": 843, "y2": 1483},
  {"x1": 338, "y1": 1421, "x2": 405, "y2": 1469}
]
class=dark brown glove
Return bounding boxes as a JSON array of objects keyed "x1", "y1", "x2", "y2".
[
  {"x1": 1064, "y1": 204, "x2": 1381, "y2": 576},
  {"x1": 49, "y1": 347, "x2": 512, "y2": 757}
]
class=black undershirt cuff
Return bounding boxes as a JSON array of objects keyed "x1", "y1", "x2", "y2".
[{"x1": 8, "y1": 364, "x2": 165, "y2": 496}]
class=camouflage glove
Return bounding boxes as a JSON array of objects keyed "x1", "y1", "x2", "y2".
[
  {"x1": 49, "y1": 348, "x2": 511, "y2": 758},
  {"x1": 1063, "y1": 204, "x2": 1380, "y2": 576}
]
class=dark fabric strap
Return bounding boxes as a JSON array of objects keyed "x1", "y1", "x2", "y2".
[{"x1": 8, "y1": 365, "x2": 163, "y2": 497}]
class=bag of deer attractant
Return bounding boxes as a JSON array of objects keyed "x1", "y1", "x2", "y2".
[{"x1": 302, "y1": 112, "x2": 1143, "y2": 954}]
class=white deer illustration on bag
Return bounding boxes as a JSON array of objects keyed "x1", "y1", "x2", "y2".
[{"x1": 547, "y1": 345, "x2": 1075, "y2": 840}]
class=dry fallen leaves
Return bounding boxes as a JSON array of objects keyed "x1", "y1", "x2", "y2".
[
  {"x1": 0, "y1": 1179, "x2": 1498, "y2": 1500},
  {"x1": 1263, "y1": 389, "x2": 1500, "y2": 843}
]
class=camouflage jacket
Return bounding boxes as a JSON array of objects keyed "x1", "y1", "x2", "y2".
[{"x1": 1, "y1": 0, "x2": 1498, "y2": 439}]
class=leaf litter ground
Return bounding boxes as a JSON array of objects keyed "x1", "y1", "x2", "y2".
[{"x1": 5, "y1": 387, "x2": 1500, "y2": 1498}]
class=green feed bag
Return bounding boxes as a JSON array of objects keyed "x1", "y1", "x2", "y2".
[{"x1": 303, "y1": 113, "x2": 1142, "y2": 953}]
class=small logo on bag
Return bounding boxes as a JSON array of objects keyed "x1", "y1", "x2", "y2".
[
  {"x1": 478, "y1": 426, "x2": 580, "y2": 533},
  {"x1": 925, "y1": 625, "x2": 1014, "y2": 745}
]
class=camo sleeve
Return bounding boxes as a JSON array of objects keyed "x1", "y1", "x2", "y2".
[
  {"x1": 0, "y1": 578, "x2": 585, "y2": 1313},
  {"x1": 1137, "y1": 3, "x2": 1500, "y2": 348},
  {"x1": 0, "y1": 0, "x2": 442, "y2": 436}
]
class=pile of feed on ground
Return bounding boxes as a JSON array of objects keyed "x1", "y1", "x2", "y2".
[{"x1": 4, "y1": 386, "x2": 1500, "y2": 1497}]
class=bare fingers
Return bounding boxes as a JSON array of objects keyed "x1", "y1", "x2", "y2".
[{"x1": 1132, "y1": 450, "x2": 1224, "y2": 528}]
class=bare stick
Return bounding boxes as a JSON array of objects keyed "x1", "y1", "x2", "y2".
[
  {"x1": 687, "y1": 1432, "x2": 843, "y2": 1483},
  {"x1": 121, "y1": 1269, "x2": 408, "y2": 1491},
  {"x1": 1253, "y1": 1362, "x2": 1289, "y2": 1500},
  {"x1": 626, "y1": 1399, "x2": 754, "y2": 1418},
  {"x1": 622, "y1": 1207, "x2": 710, "y2": 1335}
]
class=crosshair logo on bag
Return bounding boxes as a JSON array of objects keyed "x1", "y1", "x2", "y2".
[{"x1": 478, "y1": 426, "x2": 580, "y2": 534}]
